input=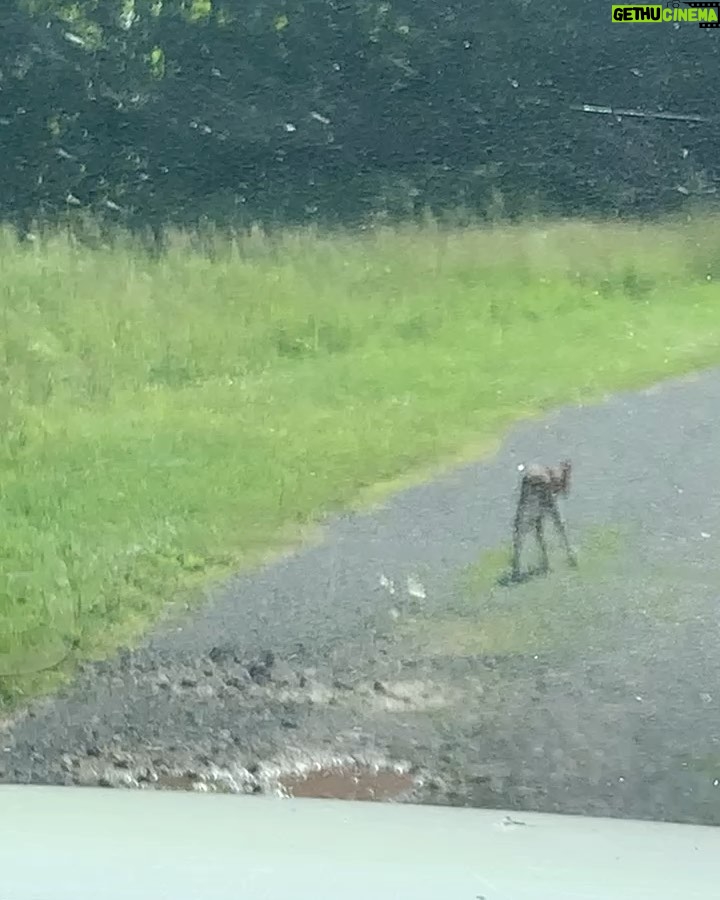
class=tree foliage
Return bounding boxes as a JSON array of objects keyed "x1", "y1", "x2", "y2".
[{"x1": 2, "y1": 0, "x2": 719, "y2": 233}]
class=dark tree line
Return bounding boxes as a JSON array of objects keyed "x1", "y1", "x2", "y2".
[{"x1": 2, "y1": 0, "x2": 719, "y2": 236}]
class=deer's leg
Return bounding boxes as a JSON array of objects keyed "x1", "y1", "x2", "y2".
[
  {"x1": 510, "y1": 482, "x2": 531, "y2": 580},
  {"x1": 548, "y1": 501, "x2": 577, "y2": 568},
  {"x1": 535, "y1": 516, "x2": 549, "y2": 573},
  {"x1": 511, "y1": 518, "x2": 524, "y2": 580}
]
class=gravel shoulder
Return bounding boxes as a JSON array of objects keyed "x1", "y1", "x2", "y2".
[{"x1": 3, "y1": 369, "x2": 720, "y2": 825}]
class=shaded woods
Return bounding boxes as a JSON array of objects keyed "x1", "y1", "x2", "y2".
[{"x1": 2, "y1": 0, "x2": 719, "y2": 236}]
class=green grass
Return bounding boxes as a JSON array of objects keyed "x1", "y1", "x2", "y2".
[
  {"x1": 397, "y1": 525, "x2": 683, "y2": 659},
  {"x1": 456, "y1": 525, "x2": 629, "y2": 597},
  {"x1": 2, "y1": 214, "x2": 720, "y2": 709}
]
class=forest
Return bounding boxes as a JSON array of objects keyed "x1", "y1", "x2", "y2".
[{"x1": 3, "y1": 0, "x2": 719, "y2": 236}]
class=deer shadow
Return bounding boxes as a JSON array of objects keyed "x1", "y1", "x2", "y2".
[
  {"x1": 496, "y1": 565, "x2": 550, "y2": 587},
  {"x1": 497, "y1": 557, "x2": 579, "y2": 587}
]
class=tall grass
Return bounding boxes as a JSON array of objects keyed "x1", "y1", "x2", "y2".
[{"x1": 1, "y1": 215, "x2": 719, "y2": 707}]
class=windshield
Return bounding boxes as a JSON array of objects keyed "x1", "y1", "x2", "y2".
[{"x1": 1, "y1": 0, "x2": 719, "y2": 826}]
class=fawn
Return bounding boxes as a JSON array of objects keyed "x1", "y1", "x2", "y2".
[{"x1": 511, "y1": 460, "x2": 577, "y2": 581}]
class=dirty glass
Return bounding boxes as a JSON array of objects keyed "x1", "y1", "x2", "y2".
[{"x1": 1, "y1": 0, "x2": 720, "y2": 828}]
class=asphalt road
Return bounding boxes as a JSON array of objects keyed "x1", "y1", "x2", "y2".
[{"x1": 3, "y1": 368, "x2": 720, "y2": 825}]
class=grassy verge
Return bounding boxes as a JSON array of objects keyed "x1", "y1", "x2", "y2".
[{"x1": 2, "y1": 214, "x2": 720, "y2": 709}]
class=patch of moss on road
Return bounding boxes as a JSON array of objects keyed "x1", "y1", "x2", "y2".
[{"x1": 395, "y1": 525, "x2": 690, "y2": 659}]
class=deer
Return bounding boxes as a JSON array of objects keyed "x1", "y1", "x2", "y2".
[{"x1": 510, "y1": 459, "x2": 577, "y2": 581}]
